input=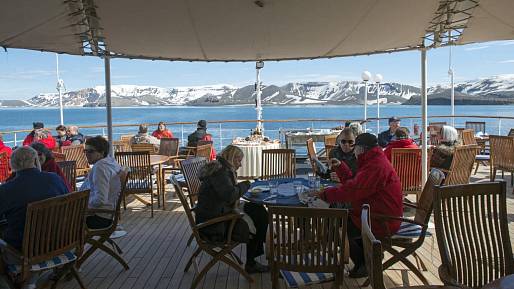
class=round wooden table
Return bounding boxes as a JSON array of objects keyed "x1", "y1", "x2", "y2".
[{"x1": 483, "y1": 274, "x2": 514, "y2": 289}]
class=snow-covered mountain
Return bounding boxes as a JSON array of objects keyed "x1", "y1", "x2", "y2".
[{"x1": 6, "y1": 75, "x2": 514, "y2": 107}]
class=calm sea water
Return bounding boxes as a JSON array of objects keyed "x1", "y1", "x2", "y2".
[{"x1": 1, "y1": 105, "x2": 513, "y2": 148}]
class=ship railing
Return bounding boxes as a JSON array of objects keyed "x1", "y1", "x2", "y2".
[{"x1": 1, "y1": 115, "x2": 513, "y2": 151}]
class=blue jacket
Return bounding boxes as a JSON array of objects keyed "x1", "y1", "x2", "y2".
[{"x1": 0, "y1": 168, "x2": 69, "y2": 249}]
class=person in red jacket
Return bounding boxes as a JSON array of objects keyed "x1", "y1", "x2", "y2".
[
  {"x1": 0, "y1": 134, "x2": 12, "y2": 158},
  {"x1": 0, "y1": 134, "x2": 12, "y2": 182},
  {"x1": 152, "y1": 122, "x2": 174, "y2": 139},
  {"x1": 22, "y1": 122, "x2": 44, "y2": 146},
  {"x1": 384, "y1": 127, "x2": 419, "y2": 161},
  {"x1": 22, "y1": 122, "x2": 56, "y2": 150},
  {"x1": 316, "y1": 133, "x2": 403, "y2": 278}
]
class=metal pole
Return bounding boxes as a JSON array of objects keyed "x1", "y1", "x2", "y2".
[
  {"x1": 449, "y1": 44, "x2": 455, "y2": 127},
  {"x1": 421, "y1": 48, "x2": 428, "y2": 185},
  {"x1": 364, "y1": 81, "x2": 368, "y2": 131},
  {"x1": 376, "y1": 83, "x2": 380, "y2": 133},
  {"x1": 104, "y1": 55, "x2": 114, "y2": 156},
  {"x1": 56, "y1": 54, "x2": 64, "y2": 125},
  {"x1": 255, "y1": 62, "x2": 263, "y2": 134}
]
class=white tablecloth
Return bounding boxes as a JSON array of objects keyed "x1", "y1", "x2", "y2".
[{"x1": 235, "y1": 142, "x2": 280, "y2": 178}]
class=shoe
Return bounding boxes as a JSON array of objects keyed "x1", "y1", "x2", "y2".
[
  {"x1": 245, "y1": 262, "x2": 270, "y2": 274},
  {"x1": 348, "y1": 265, "x2": 368, "y2": 278}
]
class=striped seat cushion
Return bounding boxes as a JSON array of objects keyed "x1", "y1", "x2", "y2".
[
  {"x1": 6, "y1": 251, "x2": 77, "y2": 274},
  {"x1": 392, "y1": 221, "x2": 431, "y2": 239},
  {"x1": 280, "y1": 270, "x2": 334, "y2": 288},
  {"x1": 475, "y1": 154, "x2": 490, "y2": 161}
]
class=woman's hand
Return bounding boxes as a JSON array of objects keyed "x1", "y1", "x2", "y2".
[{"x1": 329, "y1": 158, "x2": 341, "y2": 168}]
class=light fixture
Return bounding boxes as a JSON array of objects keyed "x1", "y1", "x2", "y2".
[
  {"x1": 361, "y1": 71, "x2": 371, "y2": 82},
  {"x1": 256, "y1": 61, "x2": 264, "y2": 69},
  {"x1": 374, "y1": 73, "x2": 383, "y2": 83}
]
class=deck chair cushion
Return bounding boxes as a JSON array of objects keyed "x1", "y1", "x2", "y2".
[
  {"x1": 280, "y1": 270, "x2": 334, "y2": 288},
  {"x1": 391, "y1": 221, "x2": 432, "y2": 239},
  {"x1": 475, "y1": 154, "x2": 490, "y2": 161},
  {"x1": 6, "y1": 251, "x2": 77, "y2": 274}
]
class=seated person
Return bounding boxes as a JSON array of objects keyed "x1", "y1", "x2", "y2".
[
  {"x1": 430, "y1": 125, "x2": 460, "y2": 171},
  {"x1": 196, "y1": 145, "x2": 269, "y2": 274},
  {"x1": 378, "y1": 117, "x2": 401, "y2": 147},
  {"x1": 315, "y1": 128, "x2": 357, "y2": 180},
  {"x1": 131, "y1": 124, "x2": 160, "y2": 147},
  {"x1": 187, "y1": 120, "x2": 210, "y2": 147},
  {"x1": 55, "y1": 125, "x2": 71, "y2": 147},
  {"x1": 0, "y1": 147, "x2": 69, "y2": 251},
  {"x1": 30, "y1": 143, "x2": 73, "y2": 192},
  {"x1": 384, "y1": 127, "x2": 419, "y2": 161},
  {"x1": 22, "y1": 122, "x2": 44, "y2": 147},
  {"x1": 152, "y1": 122, "x2": 174, "y2": 139},
  {"x1": 0, "y1": 134, "x2": 12, "y2": 158},
  {"x1": 80, "y1": 136, "x2": 122, "y2": 229},
  {"x1": 0, "y1": 134, "x2": 12, "y2": 181},
  {"x1": 67, "y1": 125, "x2": 85, "y2": 145},
  {"x1": 316, "y1": 133, "x2": 402, "y2": 278},
  {"x1": 33, "y1": 129, "x2": 56, "y2": 150}
]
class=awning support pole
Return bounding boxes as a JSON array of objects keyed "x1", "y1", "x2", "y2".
[
  {"x1": 421, "y1": 48, "x2": 428, "y2": 185},
  {"x1": 104, "y1": 55, "x2": 114, "y2": 156}
]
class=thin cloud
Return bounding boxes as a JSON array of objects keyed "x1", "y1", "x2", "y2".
[
  {"x1": 499, "y1": 60, "x2": 514, "y2": 64},
  {"x1": 464, "y1": 45, "x2": 490, "y2": 51},
  {"x1": 0, "y1": 69, "x2": 57, "y2": 80},
  {"x1": 499, "y1": 41, "x2": 514, "y2": 46}
]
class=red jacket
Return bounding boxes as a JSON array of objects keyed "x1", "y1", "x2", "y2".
[
  {"x1": 152, "y1": 129, "x2": 174, "y2": 139},
  {"x1": 0, "y1": 140, "x2": 12, "y2": 182},
  {"x1": 384, "y1": 138, "x2": 418, "y2": 161},
  {"x1": 0, "y1": 140, "x2": 12, "y2": 158},
  {"x1": 322, "y1": 146, "x2": 403, "y2": 237},
  {"x1": 41, "y1": 159, "x2": 72, "y2": 192},
  {"x1": 22, "y1": 132, "x2": 56, "y2": 150}
]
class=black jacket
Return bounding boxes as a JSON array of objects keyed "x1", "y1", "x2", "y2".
[
  {"x1": 378, "y1": 129, "x2": 394, "y2": 148},
  {"x1": 318, "y1": 146, "x2": 358, "y2": 178},
  {"x1": 195, "y1": 157, "x2": 250, "y2": 240},
  {"x1": 187, "y1": 128, "x2": 207, "y2": 147}
]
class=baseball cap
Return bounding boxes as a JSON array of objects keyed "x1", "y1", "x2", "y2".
[
  {"x1": 197, "y1": 120, "x2": 207, "y2": 128},
  {"x1": 388, "y1": 116, "x2": 401, "y2": 123}
]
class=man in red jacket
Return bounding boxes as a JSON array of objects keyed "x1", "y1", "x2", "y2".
[
  {"x1": 384, "y1": 127, "x2": 419, "y2": 161},
  {"x1": 316, "y1": 133, "x2": 403, "y2": 278}
]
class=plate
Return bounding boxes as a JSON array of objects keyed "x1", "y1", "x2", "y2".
[{"x1": 251, "y1": 185, "x2": 270, "y2": 191}]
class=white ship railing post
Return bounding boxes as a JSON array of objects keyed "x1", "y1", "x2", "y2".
[
  {"x1": 361, "y1": 71, "x2": 371, "y2": 132},
  {"x1": 104, "y1": 54, "x2": 114, "y2": 156},
  {"x1": 421, "y1": 48, "x2": 428, "y2": 185}
]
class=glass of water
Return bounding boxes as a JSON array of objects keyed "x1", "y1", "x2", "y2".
[
  {"x1": 293, "y1": 180, "x2": 304, "y2": 194},
  {"x1": 308, "y1": 174, "x2": 316, "y2": 189},
  {"x1": 269, "y1": 180, "x2": 279, "y2": 197}
]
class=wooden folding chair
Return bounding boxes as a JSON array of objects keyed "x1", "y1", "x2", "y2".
[
  {"x1": 195, "y1": 143, "x2": 212, "y2": 160},
  {"x1": 391, "y1": 148, "x2": 424, "y2": 198},
  {"x1": 61, "y1": 144, "x2": 90, "y2": 176},
  {"x1": 374, "y1": 169, "x2": 446, "y2": 285},
  {"x1": 434, "y1": 181, "x2": 514, "y2": 288},
  {"x1": 1, "y1": 191, "x2": 90, "y2": 289},
  {"x1": 53, "y1": 152, "x2": 66, "y2": 163},
  {"x1": 268, "y1": 206, "x2": 347, "y2": 289},
  {"x1": 119, "y1": 134, "x2": 133, "y2": 143},
  {"x1": 465, "y1": 121, "x2": 486, "y2": 134},
  {"x1": 131, "y1": 143, "x2": 156, "y2": 153},
  {"x1": 115, "y1": 151, "x2": 155, "y2": 217},
  {"x1": 443, "y1": 145, "x2": 480, "y2": 185},
  {"x1": 159, "y1": 138, "x2": 181, "y2": 208},
  {"x1": 306, "y1": 138, "x2": 317, "y2": 173},
  {"x1": 0, "y1": 152, "x2": 10, "y2": 183},
  {"x1": 324, "y1": 134, "x2": 338, "y2": 159},
  {"x1": 56, "y1": 160, "x2": 77, "y2": 191},
  {"x1": 361, "y1": 203, "x2": 460, "y2": 289},
  {"x1": 77, "y1": 167, "x2": 130, "y2": 270},
  {"x1": 112, "y1": 141, "x2": 131, "y2": 153},
  {"x1": 489, "y1": 135, "x2": 514, "y2": 186},
  {"x1": 261, "y1": 149, "x2": 296, "y2": 180},
  {"x1": 460, "y1": 129, "x2": 476, "y2": 145},
  {"x1": 172, "y1": 179, "x2": 252, "y2": 289}
]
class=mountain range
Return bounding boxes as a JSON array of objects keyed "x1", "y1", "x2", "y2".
[{"x1": 2, "y1": 75, "x2": 514, "y2": 107}]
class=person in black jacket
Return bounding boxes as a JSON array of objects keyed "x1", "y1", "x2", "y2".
[
  {"x1": 187, "y1": 120, "x2": 209, "y2": 147},
  {"x1": 378, "y1": 116, "x2": 401, "y2": 147},
  {"x1": 195, "y1": 145, "x2": 269, "y2": 273},
  {"x1": 316, "y1": 128, "x2": 358, "y2": 180}
]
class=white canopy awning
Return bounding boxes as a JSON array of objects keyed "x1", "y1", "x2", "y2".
[{"x1": 2, "y1": 0, "x2": 513, "y2": 61}]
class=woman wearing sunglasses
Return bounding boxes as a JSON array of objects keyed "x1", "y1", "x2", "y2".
[{"x1": 316, "y1": 128, "x2": 358, "y2": 181}]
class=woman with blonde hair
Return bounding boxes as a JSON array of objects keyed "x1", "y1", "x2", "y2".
[
  {"x1": 195, "y1": 145, "x2": 269, "y2": 273},
  {"x1": 430, "y1": 125, "x2": 460, "y2": 170}
]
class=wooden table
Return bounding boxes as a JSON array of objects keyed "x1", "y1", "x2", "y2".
[
  {"x1": 150, "y1": 155, "x2": 171, "y2": 209},
  {"x1": 483, "y1": 274, "x2": 514, "y2": 289}
]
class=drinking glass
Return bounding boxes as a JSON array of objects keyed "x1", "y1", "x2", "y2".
[
  {"x1": 308, "y1": 174, "x2": 316, "y2": 189},
  {"x1": 314, "y1": 176, "x2": 321, "y2": 190},
  {"x1": 269, "y1": 180, "x2": 279, "y2": 197},
  {"x1": 293, "y1": 180, "x2": 303, "y2": 194}
]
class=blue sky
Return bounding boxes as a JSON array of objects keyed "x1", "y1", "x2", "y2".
[{"x1": 1, "y1": 40, "x2": 513, "y2": 100}]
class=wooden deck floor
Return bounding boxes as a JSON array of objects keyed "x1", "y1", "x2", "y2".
[{"x1": 60, "y1": 166, "x2": 514, "y2": 289}]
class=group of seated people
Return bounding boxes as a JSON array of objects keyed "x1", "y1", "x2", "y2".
[{"x1": 20, "y1": 122, "x2": 86, "y2": 151}]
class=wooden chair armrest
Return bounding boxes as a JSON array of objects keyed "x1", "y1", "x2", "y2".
[
  {"x1": 438, "y1": 266, "x2": 471, "y2": 289},
  {"x1": 196, "y1": 213, "x2": 244, "y2": 230},
  {"x1": 373, "y1": 213, "x2": 424, "y2": 226}
]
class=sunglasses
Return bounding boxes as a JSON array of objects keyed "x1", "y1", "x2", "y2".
[{"x1": 339, "y1": 139, "x2": 355, "y2": 145}]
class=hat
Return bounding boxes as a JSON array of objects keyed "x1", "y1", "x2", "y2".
[
  {"x1": 197, "y1": 120, "x2": 207, "y2": 128},
  {"x1": 355, "y1": 133, "x2": 378, "y2": 147},
  {"x1": 33, "y1": 122, "x2": 44, "y2": 129},
  {"x1": 388, "y1": 116, "x2": 400, "y2": 123},
  {"x1": 138, "y1": 124, "x2": 148, "y2": 134}
]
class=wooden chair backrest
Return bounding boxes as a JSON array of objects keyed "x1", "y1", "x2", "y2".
[
  {"x1": 195, "y1": 144, "x2": 212, "y2": 159},
  {"x1": 361, "y1": 204, "x2": 386, "y2": 289},
  {"x1": 172, "y1": 179, "x2": 201, "y2": 241},
  {"x1": 413, "y1": 168, "x2": 445, "y2": 225},
  {"x1": 115, "y1": 152, "x2": 153, "y2": 194},
  {"x1": 306, "y1": 138, "x2": 317, "y2": 173},
  {"x1": 489, "y1": 135, "x2": 514, "y2": 171},
  {"x1": 53, "y1": 152, "x2": 66, "y2": 162},
  {"x1": 261, "y1": 149, "x2": 296, "y2": 180},
  {"x1": 61, "y1": 144, "x2": 89, "y2": 169},
  {"x1": 57, "y1": 160, "x2": 77, "y2": 191},
  {"x1": 131, "y1": 143, "x2": 156, "y2": 153},
  {"x1": 460, "y1": 129, "x2": 477, "y2": 145},
  {"x1": 391, "y1": 148, "x2": 423, "y2": 195},
  {"x1": 428, "y1": 125, "x2": 443, "y2": 146},
  {"x1": 111, "y1": 167, "x2": 129, "y2": 229},
  {"x1": 508, "y1": 128, "x2": 514, "y2": 137},
  {"x1": 434, "y1": 182, "x2": 514, "y2": 288},
  {"x1": 324, "y1": 134, "x2": 337, "y2": 146},
  {"x1": 0, "y1": 152, "x2": 10, "y2": 183},
  {"x1": 22, "y1": 190, "x2": 90, "y2": 265},
  {"x1": 119, "y1": 135, "x2": 133, "y2": 143},
  {"x1": 268, "y1": 206, "x2": 347, "y2": 273},
  {"x1": 325, "y1": 144, "x2": 337, "y2": 160},
  {"x1": 444, "y1": 145, "x2": 480, "y2": 185},
  {"x1": 180, "y1": 157, "x2": 208, "y2": 206},
  {"x1": 465, "y1": 121, "x2": 486, "y2": 134},
  {"x1": 158, "y1": 138, "x2": 180, "y2": 157},
  {"x1": 112, "y1": 141, "x2": 131, "y2": 153}
]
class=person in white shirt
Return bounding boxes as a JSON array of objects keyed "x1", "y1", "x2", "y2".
[{"x1": 80, "y1": 136, "x2": 122, "y2": 229}]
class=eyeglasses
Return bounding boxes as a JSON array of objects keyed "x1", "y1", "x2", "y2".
[
  {"x1": 339, "y1": 139, "x2": 355, "y2": 145},
  {"x1": 83, "y1": 149, "x2": 97, "y2": 154}
]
